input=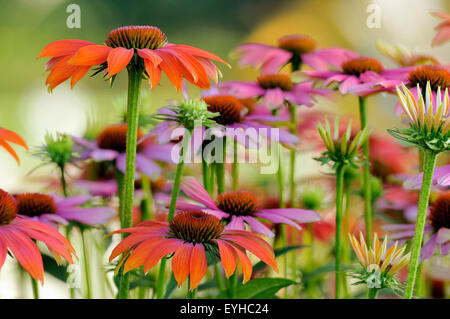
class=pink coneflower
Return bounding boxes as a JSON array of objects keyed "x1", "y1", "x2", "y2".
[
  {"x1": 38, "y1": 26, "x2": 229, "y2": 91},
  {"x1": 74, "y1": 123, "x2": 174, "y2": 179},
  {"x1": 109, "y1": 211, "x2": 278, "y2": 290},
  {"x1": 15, "y1": 193, "x2": 115, "y2": 227},
  {"x1": 216, "y1": 74, "x2": 332, "y2": 110},
  {"x1": 431, "y1": 11, "x2": 450, "y2": 46},
  {"x1": 376, "y1": 184, "x2": 419, "y2": 224},
  {"x1": 404, "y1": 164, "x2": 450, "y2": 191},
  {"x1": 0, "y1": 189, "x2": 76, "y2": 283},
  {"x1": 176, "y1": 177, "x2": 320, "y2": 237},
  {"x1": 303, "y1": 54, "x2": 411, "y2": 96},
  {"x1": 383, "y1": 192, "x2": 450, "y2": 261},
  {"x1": 234, "y1": 34, "x2": 356, "y2": 73}
]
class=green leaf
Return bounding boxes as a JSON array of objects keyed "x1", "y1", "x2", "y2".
[
  {"x1": 232, "y1": 278, "x2": 299, "y2": 299},
  {"x1": 164, "y1": 273, "x2": 178, "y2": 299},
  {"x1": 43, "y1": 253, "x2": 67, "y2": 282},
  {"x1": 253, "y1": 245, "x2": 307, "y2": 272}
]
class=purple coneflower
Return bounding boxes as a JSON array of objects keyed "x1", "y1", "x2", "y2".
[{"x1": 176, "y1": 177, "x2": 320, "y2": 237}]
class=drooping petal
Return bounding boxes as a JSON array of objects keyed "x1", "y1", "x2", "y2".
[
  {"x1": 143, "y1": 238, "x2": 184, "y2": 272},
  {"x1": 123, "y1": 237, "x2": 165, "y2": 273},
  {"x1": 420, "y1": 233, "x2": 438, "y2": 261},
  {"x1": 215, "y1": 239, "x2": 236, "y2": 278},
  {"x1": 38, "y1": 39, "x2": 94, "y2": 58},
  {"x1": 189, "y1": 244, "x2": 208, "y2": 290},
  {"x1": 155, "y1": 50, "x2": 183, "y2": 91},
  {"x1": 172, "y1": 243, "x2": 193, "y2": 287},
  {"x1": 229, "y1": 244, "x2": 253, "y2": 283},
  {"x1": 107, "y1": 47, "x2": 134, "y2": 76},
  {"x1": 69, "y1": 45, "x2": 112, "y2": 66},
  {"x1": 242, "y1": 216, "x2": 274, "y2": 238}
]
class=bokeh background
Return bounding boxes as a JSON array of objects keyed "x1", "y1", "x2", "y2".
[{"x1": 0, "y1": 0, "x2": 450, "y2": 297}]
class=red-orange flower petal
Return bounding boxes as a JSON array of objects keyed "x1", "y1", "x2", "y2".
[
  {"x1": 38, "y1": 39, "x2": 94, "y2": 58},
  {"x1": 69, "y1": 45, "x2": 112, "y2": 66},
  {"x1": 0, "y1": 239, "x2": 7, "y2": 270},
  {"x1": 171, "y1": 44, "x2": 230, "y2": 66},
  {"x1": 143, "y1": 238, "x2": 183, "y2": 272},
  {"x1": 223, "y1": 231, "x2": 278, "y2": 272},
  {"x1": 231, "y1": 245, "x2": 253, "y2": 284},
  {"x1": 137, "y1": 49, "x2": 163, "y2": 67},
  {"x1": 172, "y1": 243, "x2": 193, "y2": 287},
  {"x1": 189, "y1": 244, "x2": 208, "y2": 290},
  {"x1": 215, "y1": 239, "x2": 237, "y2": 278},
  {"x1": 70, "y1": 66, "x2": 91, "y2": 88},
  {"x1": 107, "y1": 47, "x2": 134, "y2": 76},
  {"x1": 0, "y1": 140, "x2": 20, "y2": 164},
  {"x1": 123, "y1": 237, "x2": 163, "y2": 273},
  {"x1": 0, "y1": 127, "x2": 28, "y2": 150},
  {"x1": 143, "y1": 59, "x2": 162, "y2": 88},
  {"x1": 155, "y1": 50, "x2": 183, "y2": 91}
]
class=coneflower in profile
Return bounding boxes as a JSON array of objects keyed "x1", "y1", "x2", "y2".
[
  {"x1": 348, "y1": 232, "x2": 410, "y2": 298},
  {"x1": 109, "y1": 211, "x2": 278, "y2": 295},
  {"x1": 38, "y1": 26, "x2": 229, "y2": 299},
  {"x1": 389, "y1": 81, "x2": 449, "y2": 299}
]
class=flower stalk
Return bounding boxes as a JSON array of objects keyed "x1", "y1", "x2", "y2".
[
  {"x1": 358, "y1": 97, "x2": 373, "y2": 245},
  {"x1": 404, "y1": 150, "x2": 437, "y2": 298},
  {"x1": 118, "y1": 66, "x2": 143, "y2": 299}
]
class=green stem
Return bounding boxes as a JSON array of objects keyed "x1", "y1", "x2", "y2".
[
  {"x1": 232, "y1": 139, "x2": 238, "y2": 191},
  {"x1": 277, "y1": 153, "x2": 285, "y2": 208},
  {"x1": 115, "y1": 170, "x2": 125, "y2": 228},
  {"x1": 404, "y1": 150, "x2": 438, "y2": 299},
  {"x1": 156, "y1": 131, "x2": 191, "y2": 299},
  {"x1": 31, "y1": 276, "x2": 39, "y2": 299},
  {"x1": 65, "y1": 227, "x2": 75, "y2": 299},
  {"x1": 117, "y1": 68, "x2": 142, "y2": 299},
  {"x1": 288, "y1": 104, "x2": 297, "y2": 207},
  {"x1": 342, "y1": 181, "x2": 352, "y2": 298},
  {"x1": 141, "y1": 174, "x2": 154, "y2": 221},
  {"x1": 81, "y1": 228, "x2": 92, "y2": 299},
  {"x1": 335, "y1": 164, "x2": 345, "y2": 299},
  {"x1": 368, "y1": 288, "x2": 378, "y2": 299},
  {"x1": 216, "y1": 137, "x2": 226, "y2": 194},
  {"x1": 358, "y1": 97, "x2": 372, "y2": 246},
  {"x1": 228, "y1": 273, "x2": 238, "y2": 299},
  {"x1": 214, "y1": 263, "x2": 225, "y2": 292},
  {"x1": 59, "y1": 164, "x2": 68, "y2": 197},
  {"x1": 188, "y1": 278, "x2": 198, "y2": 299}
]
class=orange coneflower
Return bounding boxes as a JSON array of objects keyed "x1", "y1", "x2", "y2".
[
  {"x1": 0, "y1": 127, "x2": 28, "y2": 164},
  {"x1": 38, "y1": 25, "x2": 229, "y2": 91},
  {"x1": 109, "y1": 211, "x2": 278, "y2": 290},
  {"x1": 0, "y1": 189, "x2": 76, "y2": 283}
]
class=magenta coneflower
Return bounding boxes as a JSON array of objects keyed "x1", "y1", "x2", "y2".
[
  {"x1": 109, "y1": 210, "x2": 278, "y2": 290},
  {"x1": 176, "y1": 177, "x2": 320, "y2": 237},
  {"x1": 216, "y1": 74, "x2": 332, "y2": 110},
  {"x1": 234, "y1": 34, "x2": 356, "y2": 73},
  {"x1": 383, "y1": 191, "x2": 450, "y2": 261},
  {"x1": 15, "y1": 193, "x2": 115, "y2": 227},
  {"x1": 303, "y1": 54, "x2": 411, "y2": 96},
  {"x1": 0, "y1": 189, "x2": 76, "y2": 283},
  {"x1": 74, "y1": 123, "x2": 174, "y2": 179}
]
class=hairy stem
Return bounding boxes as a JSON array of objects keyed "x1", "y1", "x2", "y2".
[
  {"x1": 404, "y1": 150, "x2": 438, "y2": 299},
  {"x1": 335, "y1": 164, "x2": 345, "y2": 299},
  {"x1": 358, "y1": 97, "x2": 372, "y2": 245}
]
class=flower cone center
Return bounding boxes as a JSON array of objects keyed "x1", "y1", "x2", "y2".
[
  {"x1": 429, "y1": 192, "x2": 450, "y2": 230},
  {"x1": 278, "y1": 34, "x2": 316, "y2": 55},
  {"x1": 408, "y1": 65, "x2": 450, "y2": 91},
  {"x1": 202, "y1": 95, "x2": 244, "y2": 125},
  {"x1": 257, "y1": 74, "x2": 294, "y2": 91},
  {"x1": 169, "y1": 211, "x2": 224, "y2": 244},
  {"x1": 0, "y1": 190, "x2": 17, "y2": 224},
  {"x1": 97, "y1": 123, "x2": 143, "y2": 153},
  {"x1": 105, "y1": 26, "x2": 167, "y2": 50},
  {"x1": 341, "y1": 57, "x2": 383, "y2": 76},
  {"x1": 216, "y1": 192, "x2": 258, "y2": 216},
  {"x1": 16, "y1": 193, "x2": 56, "y2": 217}
]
